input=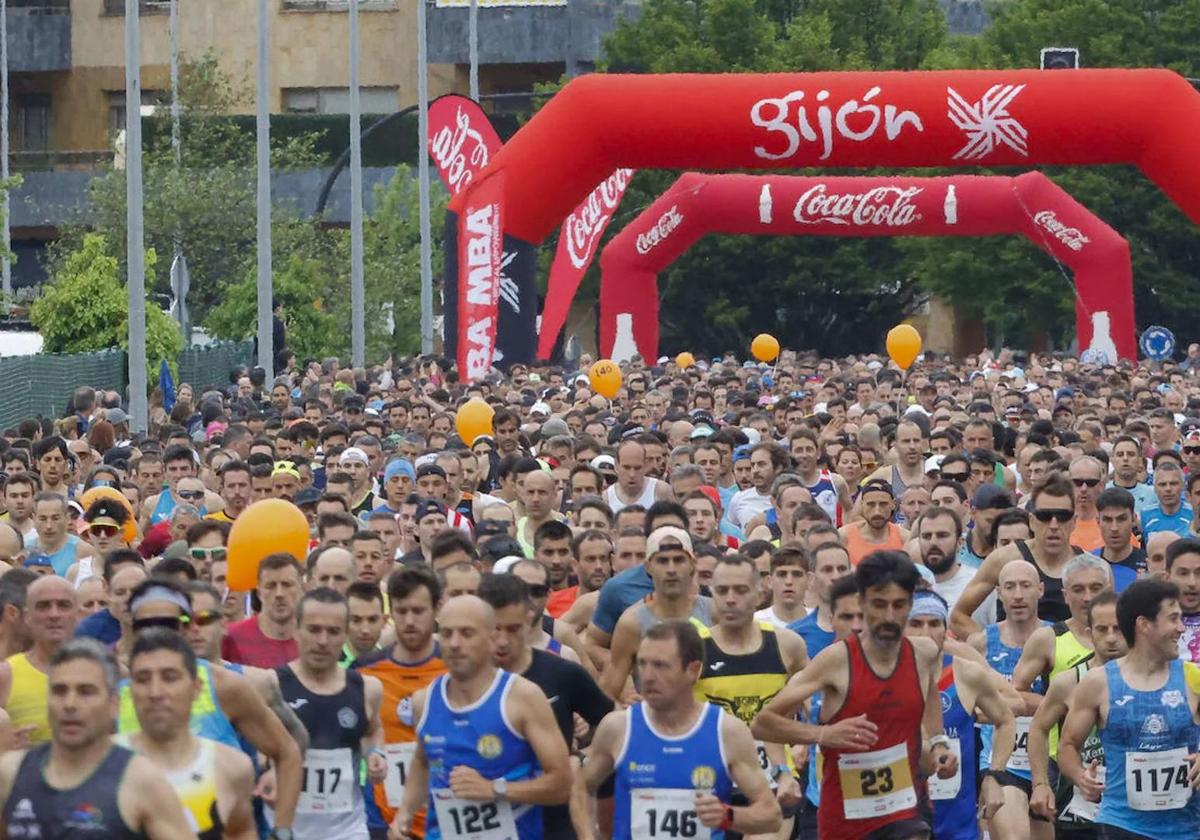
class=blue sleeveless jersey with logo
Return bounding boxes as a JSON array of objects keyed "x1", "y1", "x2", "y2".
[
  {"x1": 981, "y1": 622, "x2": 1045, "y2": 776},
  {"x1": 418, "y1": 670, "x2": 541, "y2": 840},
  {"x1": 932, "y1": 658, "x2": 979, "y2": 840},
  {"x1": 614, "y1": 702, "x2": 733, "y2": 840},
  {"x1": 1098, "y1": 658, "x2": 1200, "y2": 839}
]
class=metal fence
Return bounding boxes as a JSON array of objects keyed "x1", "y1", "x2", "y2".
[{"x1": 0, "y1": 340, "x2": 254, "y2": 430}]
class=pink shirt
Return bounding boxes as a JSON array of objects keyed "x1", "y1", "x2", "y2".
[{"x1": 221, "y1": 616, "x2": 298, "y2": 669}]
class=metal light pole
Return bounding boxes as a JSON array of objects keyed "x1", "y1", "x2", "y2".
[
  {"x1": 1, "y1": 0, "x2": 11, "y2": 298},
  {"x1": 125, "y1": 0, "x2": 148, "y2": 431},
  {"x1": 169, "y1": 0, "x2": 180, "y2": 165},
  {"x1": 255, "y1": 0, "x2": 273, "y2": 371},
  {"x1": 468, "y1": 0, "x2": 479, "y2": 100},
  {"x1": 348, "y1": 0, "x2": 365, "y2": 367},
  {"x1": 417, "y1": 0, "x2": 433, "y2": 354}
]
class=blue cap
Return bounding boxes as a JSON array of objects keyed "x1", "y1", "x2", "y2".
[
  {"x1": 24, "y1": 553, "x2": 52, "y2": 569},
  {"x1": 384, "y1": 458, "x2": 416, "y2": 484},
  {"x1": 733, "y1": 444, "x2": 752, "y2": 462}
]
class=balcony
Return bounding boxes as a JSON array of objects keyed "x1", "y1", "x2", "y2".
[
  {"x1": 8, "y1": 0, "x2": 70, "y2": 72},
  {"x1": 426, "y1": 0, "x2": 639, "y2": 68}
]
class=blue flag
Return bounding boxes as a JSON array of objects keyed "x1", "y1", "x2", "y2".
[{"x1": 159, "y1": 359, "x2": 176, "y2": 413}]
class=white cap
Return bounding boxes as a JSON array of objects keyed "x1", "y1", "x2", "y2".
[
  {"x1": 530, "y1": 401, "x2": 551, "y2": 417},
  {"x1": 590, "y1": 454, "x2": 616, "y2": 470},
  {"x1": 924, "y1": 454, "x2": 944, "y2": 474},
  {"x1": 742, "y1": 428, "x2": 762, "y2": 445},
  {"x1": 493, "y1": 556, "x2": 525, "y2": 574},
  {"x1": 646, "y1": 526, "x2": 693, "y2": 558}
]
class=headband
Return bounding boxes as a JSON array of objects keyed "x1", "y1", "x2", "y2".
[
  {"x1": 272, "y1": 461, "x2": 301, "y2": 480},
  {"x1": 129, "y1": 585, "x2": 191, "y2": 617},
  {"x1": 911, "y1": 591, "x2": 949, "y2": 623}
]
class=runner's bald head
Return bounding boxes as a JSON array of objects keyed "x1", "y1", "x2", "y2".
[
  {"x1": 998, "y1": 559, "x2": 1039, "y2": 587},
  {"x1": 438, "y1": 593, "x2": 496, "y2": 631}
]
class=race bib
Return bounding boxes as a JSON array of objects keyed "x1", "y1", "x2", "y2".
[
  {"x1": 431, "y1": 788, "x2": 517, "y2": 840},
  {"x1": 754, "y1": 741, "x2": 777, "y2": 789},
  {"x1": 383, "y1": 742, "x2": 417, "y2": 807},
  {"x1": 927, "y1": 737, "x2": 963, "y2": 801},
  {"x1": 299, "y1": 747, "x2": 354, "y2": 814},
  {"x1": 630, "y1": 788, "x2": 710, "y2": 840},
  {"x1": 837, "y1": 742, "x2": 916, "y2": 820},
  {"x1": 1006, "y1": 717, "x2": 1032, "y2": 772},
  {"x1": 1062, "y1": 766, "x2": 1105, "y2": 822},
  {"x1": 1126, "y1": 748, "x2": 1192, "y2": 812}
]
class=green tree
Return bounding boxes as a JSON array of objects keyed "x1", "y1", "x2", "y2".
[{"x1": 30, "y1": 234, "x2": 184, "y2": 375}]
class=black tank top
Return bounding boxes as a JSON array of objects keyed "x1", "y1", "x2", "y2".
[
  {"x1": 276, "y1": 664, "x2": 368, "y2": 749},
  {"x1": 1016, "y1": 541, "x2": 1071, "y2": 623},
  {"x1": 3, "y1": 743, "x2": 144, "y2": 839}
]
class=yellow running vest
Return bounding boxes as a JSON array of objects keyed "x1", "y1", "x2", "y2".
[{"x1": 5, "y1": 653, "x2": 49, "y2": 745}]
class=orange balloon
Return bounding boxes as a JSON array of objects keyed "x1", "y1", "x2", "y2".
[
  {"x1": 676, "y1": 352, "x2": 696, "y2": 369},
  {"x1": 78, "y1": 485, "x2": 137, "y2": 544},
  {"x1": 751, "y1": 333, "x2": 780, "y2": 362},
  {"x1": 456, "y1": 398, "x2": 495, "y2": 446},
  {"x1": 589, "y1": 359, "x2": 623, "y2": 399},
  {"x1": 226, "y1": 499, "x2": 309, "y2": 591},
  {"x1": 886, "y1": 324, "x2": 923, "y2": 370}
]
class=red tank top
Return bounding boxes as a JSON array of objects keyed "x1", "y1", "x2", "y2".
[{"x1": 819, "y1": 633, "x2": 925, "y2": 840}]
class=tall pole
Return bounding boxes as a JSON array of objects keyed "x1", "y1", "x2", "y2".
[
  {"x1": 417, "y1": 0, "x2": 433, "y2": 354},
  {"x1": 169, "y1": 0, "x2": 180, "y2": 166},
  {"x1": 125, "y1": 0, "x2": 148, "y2": 431},
  {"x1": 1, "y1": 0, "x2": 11, "y2": 299},
  {"x1": 348, "y1": 0, "x2": 365, "y2": 367},
  {"x1": 255, "y1": 0, "x2": 273, "y2": 371},
  {"x1": 468, "y1": 0, "x2": 479, "y2": 100}
]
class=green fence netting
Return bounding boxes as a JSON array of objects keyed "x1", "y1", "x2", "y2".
[
  {"x1": 0, "y1": 349, "x2": 127, "y2": 430},
  {"x1": 177, "y1": 341, "x2": 254, "y2": 393}
]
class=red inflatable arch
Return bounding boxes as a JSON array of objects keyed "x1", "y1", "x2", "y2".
[
  {"x1": 450, "y1": 69, "x2": 1200, "y2": 376},
  {"x1": 597, "y1": 172, "x2": 1134, "y2": 362}
]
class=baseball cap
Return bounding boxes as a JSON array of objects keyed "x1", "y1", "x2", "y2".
[
  {"x1": 294, "y1": 487, "x2": 321, "y2": 507},
  {"x1": 339, "y1": 447, "x2": 371, "y2": 466},
  {"x1": 689, "y1": 425, "x2": 715, "y2": 440},
  {"x1": 530, "y1": 401, "x2": 551, "y2": 418},
  {"x1": 733, "y1": 444, "x2": 752, "y2": 463},
  {"x1": 474, "y1": 520, "x2": 509, "y2": 539},
  {"x1": 105, "y1": 408, "x2": 130, "y2": 425},
  {"x1": 24, "y1": 553, "x2": 52, "y2": 570},
  {"x1": 646, "y1": 526, "x2": 693, "y2": 558},
  {"x1": 973, "y1": 484, "x2": 1014, "y2": 510},
  {"x1": 413, "y1": 498, "x2": 447, "y2": 523},
  {"x1": 590, "y1": 454, "x2": 616, "y2": 471},
  {"x1": 924, "y1": 454, "x2": 944, "y2": 475}
]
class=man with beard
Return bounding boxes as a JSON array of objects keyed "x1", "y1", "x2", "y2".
[
  {"x1": 545, "y1": 530, "x2": 612, "y2": 619},
  {"x1": 958, "y1": 485, "x2": 1013, "y2": 570},
  {"x1": 694, "y1": 555, "x2": 808, "y2": 840},
  {"x1": 752, "y1": 551, "x2": 957, "y2": 840},
  {"x1": 1028, "y1": 591, "x2": 1126, "y2": 839},
  {"x1": 478, "y1": 573, "x2": 612, "y2": 839},
  {"x1": 918, "y1": 507, "x2": 996, "y2": 626},
  {"x1": 905, "y1": 591, "x2": 1013, "y2": 840},
  {"x1": 841, "y1": 481, "x2": 908, "y2": 566}
]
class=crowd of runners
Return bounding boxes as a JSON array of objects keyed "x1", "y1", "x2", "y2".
[{"x1": 0, "y1": 345, "x2": 1196, "y2": 839}]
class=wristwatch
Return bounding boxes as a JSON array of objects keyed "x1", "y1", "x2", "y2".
[
  {"x1": 492, "y1": 777, "x2": 509, "y2": 801},
  {"x1": 269, "y1": 830, "x2": 294, "y2": 840}
]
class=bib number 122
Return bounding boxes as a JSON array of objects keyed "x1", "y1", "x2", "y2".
[{"x1": 448, "y1": 803, "x2": 503, "y2": 835}]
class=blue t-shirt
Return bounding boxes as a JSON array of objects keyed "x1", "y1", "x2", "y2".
[
  {"x1": 591, "y1": 564, "x2": 654, "y2": 636},
  {"x1": 75, "y1": 608, "x2": 121, "y2": 645},
  {"x1": 788, "y1": 611, "x2": 835, "y2": 658},
  {"x1": 1106, "y1": 480, "x2": 1158, "y2": 518},
  {"x1": 1140, "y1": 503, "x2": 1194, "y2": 539}
]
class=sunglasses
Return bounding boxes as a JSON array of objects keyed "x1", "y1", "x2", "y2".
[
  {"x1": 1072, "y1": 478, "x2": 1101, "y2": 488},
  {"x1": 177, "y1": 490, "x2": 205, "y2": 501},
  {"x1": 190, "y1": 547, "x2": 228, "y2": 562},
  {"x1": 132, "y1": 616, "x2": 183, "y2": 633},
  {"x1": 1032, "y1": 508, "x2": 1074, "y2": 524},
  {"x1": 189, "y1": 609, "x2": 222, "y2": 628},
  {"x1": 527, "y1": 583, "x2": 550, "y2": 598},
  {"x1": 941, "y1": 472, "x2": 969, "y2": 482},
  {"x1": 88, "y1": 524, "x2": 119, "y2": 537},
  {"x1": 1184, "y1": 447, "x2": 1200, "y2": 456}
]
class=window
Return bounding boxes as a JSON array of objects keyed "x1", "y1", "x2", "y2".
[
  {"x1": 282, "y1": 87, "x2": 398, "y2": 114},
  {"x1": 14, "y1": 94, "x2": 51, "y2": 152},
  {"x1": 107, "y1": 90, "x2": 167, "y2": 135}
]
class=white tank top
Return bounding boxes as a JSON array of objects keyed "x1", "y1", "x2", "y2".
[{"x1": 605, "y1": 477, "x2": 660, "y2": 513}]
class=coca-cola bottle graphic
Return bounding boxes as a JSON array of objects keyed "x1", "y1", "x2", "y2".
[
  {"x1": 943, "y1": 185, "x2": 958, "y2": 225},
  {"x1": 759, "y1": 185, "x2": 773, "y2": 224},
  {"x1": 611, "y1": 313, "x2": 639, "y2": 363}
]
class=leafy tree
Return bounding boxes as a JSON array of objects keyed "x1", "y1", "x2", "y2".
[
  {"x1": 205, "y1": 166, "x2": 444, "y2": 360},
  {"x1": 30, "y1": 234, "x2": 184, "y2": 375}
]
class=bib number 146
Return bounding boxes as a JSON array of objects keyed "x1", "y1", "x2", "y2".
[{"x1": 631, "y1": 788, "x2": 711, "y2": 840}]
